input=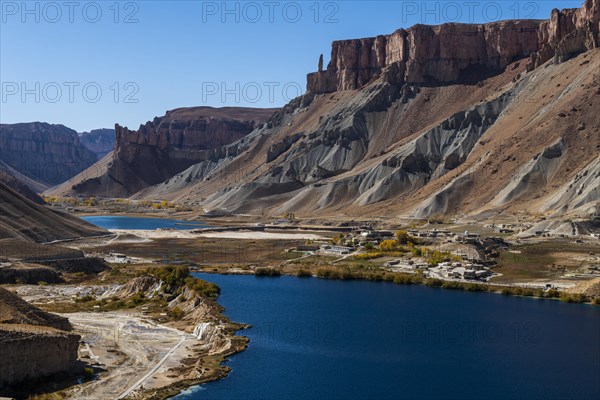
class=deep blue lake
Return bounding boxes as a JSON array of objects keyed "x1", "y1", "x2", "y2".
[
  {"x1": 178, "y1": 274, "x2": 600, "y2": 400},
  {"x1": 81, "y1": 216, "x2": 208, "y2": 230}
]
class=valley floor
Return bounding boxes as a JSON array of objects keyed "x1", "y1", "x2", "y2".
[{"x1": 2, "y1": 211, "x2": 599, "y2": 398}]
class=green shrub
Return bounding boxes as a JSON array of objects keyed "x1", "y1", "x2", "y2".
[
  {"x1": 354, "y1": 252, "x2": 383, "y2": 260},
  {"x1": 424, "y1": 278, "x2": 444, "y2": 287},
  {"x1": 168, "y1": 306, "x2": 185, "y2": 320},
  {"x1": 295, "y1": 269, "x2": 312, "y2": 278},
  {"x1": 340, "y1": 269, "x2": 356, "y2": 280},
  {"x1": 185, "y1": 277, "x2": 220, "y2": 297},
  {"x1": 383, "y1": 273, "x2": 396, "y2": 282},
  {"x1": 316, "y1": 268, "x2": 342, "y2": 279},
  {"x1": 410, "y1": 246, "x2": 422, "y2": 257},
  {"x1": 544, "y1": 289, "x2": 561, "y2": 298},
  {"x1": 364, "y1": 272, "x2": 384, "y2": 281},
  {"x1": 148, "y1": 266, "x2": 190, "y2": 292},
  {"x1": 464, "y1": 283, "x2": 486, "y2": 292},
  {"x1": 441, "y1": 281, "x2": 461, "y2": 290},
  {"x1": 254, "y1": 267, "x2": 281, "y2": 277},
  {"x1": 129, "y1": 292, "x2": 146, "y2": 306},
  {"x1": 559, "y1": 293, "x2": 589, "y2": 304},
  {"x1": 76, "y1": 295, "x2": 95, "y2": 303}
]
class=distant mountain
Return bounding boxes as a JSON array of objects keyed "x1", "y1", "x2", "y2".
[
  {"x1": 79, "y1": 128, "x2": 116, "y2": 159},
  {"x1": 0, "y1": 122, "x2": 98, "y2": 189},
  {"x1": 49, "y1": 107, "x2": 277, "y2": 197}
]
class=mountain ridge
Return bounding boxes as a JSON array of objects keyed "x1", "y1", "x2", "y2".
[
  {"x1": 0, "y1": 122, "x2": 98, "y2": 189},
  {"x1": 49, "y1": 0, "x2": 600, "y2": 220}
]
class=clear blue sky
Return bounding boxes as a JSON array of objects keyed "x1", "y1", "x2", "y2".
[{"x1": 0, "y1": 0, "x2": 581, "y2": 132}]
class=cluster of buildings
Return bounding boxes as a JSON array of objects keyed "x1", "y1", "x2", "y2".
[
  {"x1": 407, "y1": 229, "x2": 453, "y2": 238},
  {"x1": 429, "y1": 261, "x2": 493, "y2": 281},
  {"x1": 404, "y1": 228, "x2": 484, "y2": 243},
  {"x1": 296, "y1": 229, "x2": 398, "y2": 255},
  {"x1": 384, "y1": 259, "x2": 493, "y2": 281},
  {"x1": 318, "y1": 244, "x2": 354, "y2": 256}
]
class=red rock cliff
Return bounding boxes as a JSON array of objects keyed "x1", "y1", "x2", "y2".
[
  {"x1": 528, "y1": 0, "x2": 600, "y2": 69},
  {"x1": 97, "y1": 107, "x2": 277, "y2": 195},
  {"x1": 308, "y1": 0, "x2": 600, "y2": 93}
]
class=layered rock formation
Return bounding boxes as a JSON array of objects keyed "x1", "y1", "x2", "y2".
[
  {"x1": 0, "y1": 287, "x2": 79, "y2": 388},
  {"x1": 0, "y1": 123, "x2": 98, "y2": 187},
  {"x1": 0, "y1": 160, "x2": 46, "y2": 204},
  {"x1": 308, "y1": 0, "x2": 600, "y2": 93},
  {"x1": 0, "y1": 324, "x2": 80, "y2": 388},
  {"x1": 52, "y1": 0, "x2": 600, "y2": 220},
  {"x1": 528, "y1": 0, "x2": 600, "y2": 68},
  {"x1": 0, "y1": 287, "x2": 71, "y2": 330},
  {"x1": 0, "y1": 182, "x2": 106, "y2": 243},
  {"x1": 55, "y1": 107, "x2": 277, "y2": 197},
  {"x1": 79, "y1": 128, "x2": 116, "y2": 159},
  {"x1": 307, "y1": 20, "x2": 543, "y2": 93}
]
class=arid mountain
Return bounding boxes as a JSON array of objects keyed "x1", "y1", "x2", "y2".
[
  {"x1": 0, "y1": 182, "x2": 105, "y2": 243},
  {"x1": 79, "y1": 128, "x2": 116, "y2": 159},
  {"x1": 0, "y1": 122, "x2": 98, "y2": 189},
  {"x1": 49, "y1": 107, "x2": 278, "y2": 197},
  {"x1": 53, "y1": 0, "x2": 600, "y2": 219},
  {"x1": 0, "y1": 160, "x2": 46, "y2": 204}
]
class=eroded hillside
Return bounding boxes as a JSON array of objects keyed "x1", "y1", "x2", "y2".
[{"x1": 51, "y1": 0, "x2": 600, "y2": 220}]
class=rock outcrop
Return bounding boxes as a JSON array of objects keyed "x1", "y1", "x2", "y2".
[
  {"x1": 0, "y1": 263, "x2": 64, "y2": 285},
  {"x1": 528, "y1": 0, "x2": 600, "y2": 69},
  {"x1": 0, "y1": 324, "x2": 80, "y2": 388},
  {"x1": 0, "y1": 287, "x2": 79, "y2": 388},
  {"x1": 0, "y1": 122, "x2": 98, "y2": 187},
  {"x1": 0, "y1": 287, "x2": 71, "y2": 330}
]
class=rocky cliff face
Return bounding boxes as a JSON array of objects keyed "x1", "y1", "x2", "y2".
[
  {"x1": 0, "y1": 287, "x2": 79, "y2": 388},
  {"x1": 79, "y1": 128, "x2": 116, "y2": 159},
  {"x1": 0, "y1": 324, "x2": 80, "y2": 388},
  {"x1": 53, "y1": 1, "x2": 600, "y2": 219},
  {"x1": 307, "y1": 20, "x2": 543, "y2": 93},
  {"x1": 61, "y1": 107, "x2": 277, "y2": 197},
  {"x1": 0, "y1": 123, "x2": 98, "y2": 187},
  {"x1": 308, "y1": 0, "x2": 600, "y2": 93},
  {"x1": 528, "y1": 0, "x2": 600, "y2": 69}
]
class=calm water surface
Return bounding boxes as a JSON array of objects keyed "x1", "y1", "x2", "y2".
[
  {"x1": 177, "y1": 274, "x2": 600, "y2": 400},
  {"x1": 81, "y1": 215, "x2": 208, "y2": 230}
]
